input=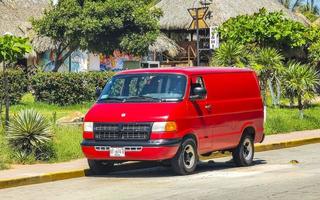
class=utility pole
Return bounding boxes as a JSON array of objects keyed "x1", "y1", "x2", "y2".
[{"x1": 195, "y1": 7, "x2": 200, "y2": 66}]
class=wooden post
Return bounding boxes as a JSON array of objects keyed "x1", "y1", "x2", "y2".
[
  {"x1": 3, "y1": 61, "x2": 9, "y2": 128},
  {"x1": 188, "y1": 46, "x2": 191, "y2": 66}
]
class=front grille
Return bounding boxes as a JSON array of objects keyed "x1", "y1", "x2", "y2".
[{"x1": 94, "y1": 123, "x2": 152, "y2": 141}]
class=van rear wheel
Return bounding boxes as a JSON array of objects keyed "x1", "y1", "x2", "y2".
[
  {"x1": 232, "y1": 134, "x2": 254, "y2": 167},
  {"x1": 88, "y1": 159, "x2": 114, "y2": 175},
  {"x1": 171, "y1": 138, "x2": 198, "y2": 175}
]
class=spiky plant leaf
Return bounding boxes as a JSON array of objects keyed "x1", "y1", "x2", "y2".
[{"x1": 6, "y1": 109, "x2": 52, "y2": 153}]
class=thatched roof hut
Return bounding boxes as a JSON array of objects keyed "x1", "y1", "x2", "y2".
[
  {"x1": 156, "y1": 0, "x2": 310, "y2": 30},
  {"x1": 0, "y1": 0, "x2": 52, "y2": 53},
  {"x1": 149, "y1": 33, "x2": 185, "y2": 57}
]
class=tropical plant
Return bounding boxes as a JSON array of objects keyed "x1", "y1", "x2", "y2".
[
  {"x1": 210, "y1": 41, "x2": 248, "y2": 67},
  {"x1": 32, "y1": 0, "x2": 162, "y2": 72},
  {"x1": 219, "y1": 9, "x2": 308, "y2": 51},
  {"x1": 6, "y1": 109, "x2": 53, "y2": 154},
  {"x1": 0, "y1": 34, "x2": 31, "y2": 126},
  {"x1": 250, "y1": 48, "x2": 284, "y2": 106},
  {"x1": 308, "y1": 39, "x2": 320, "y2": 66},
  {"x1": 282, "y1": 62, "x2": 320, "y2": 118}
]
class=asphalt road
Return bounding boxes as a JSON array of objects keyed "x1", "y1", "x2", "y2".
[{"x1": 1, "y1": 144, "x2": 320, "y2": 200}]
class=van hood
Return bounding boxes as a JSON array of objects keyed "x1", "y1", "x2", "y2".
[{"x1": 84, "y1": 102, "x2": 185, "y2": 123}]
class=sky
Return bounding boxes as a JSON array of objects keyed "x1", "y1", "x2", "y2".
[{"x1": 302, "y1": 0, "x2": 320, "y2": 7}]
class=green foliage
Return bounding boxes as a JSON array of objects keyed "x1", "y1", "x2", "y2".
[
  {"x1": 308, "y1": 39, "x2": 320, "y2": 65},
  {"x1": 31, "y1": 72, "x2": 114, "y2": 105},
  {"x1": 32, "y1": 0, "x2": 162, "y2": 71},
  {"x1": 0, "y1": 34, "x2": 31, "y2": 63},
  {"x1": 282, "y1": 62, "x2": 319, "y2": 117},
  {"x1": 210, "y1": 41, "x2": 249, "y2": 67},
  {"x1": 0, "y1": 69, "x2": 28, "y2": 104},
  {"x1": 6, "y1": 109, "x2": 53, "y2": 155},
  {"x1": 251, "y1": 47, "x2": 284, "y2": 104},
  {"x1": 219, "y1": 8, "x2": 308, "y2": 49}
]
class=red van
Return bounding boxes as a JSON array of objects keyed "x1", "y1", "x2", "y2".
[{"x1": 81, "y1": 67, "x2": 264, "y2": 175}]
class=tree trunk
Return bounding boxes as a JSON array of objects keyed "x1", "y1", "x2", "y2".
[
  {"x1": 297, "y1": 95, "x2": 304, "y2": 119},
  {"x1": 52, "y1": 49, "x2": 74, "y2": 72},
  {"x1": 289, "y1": 95, "x2": 294, "y2": 108},
  {"x1": 267, "y1": 79, "x2": 275, "y2": 106},
  {"x1": 275, "y1": 78, "x2": 281, "y2": 107},
  {"x1": 262, "y1": 79, "x2": 268, "y2": 106}
]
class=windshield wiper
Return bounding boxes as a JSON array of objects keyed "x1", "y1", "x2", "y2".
[
  {"x1": 125, "y1": 96, "x2": 162, "y2": 102},
  {"x1": 99, "y1": 97, "x2": 124, "y2": 102}
]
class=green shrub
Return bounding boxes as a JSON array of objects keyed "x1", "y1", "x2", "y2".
[
  {"x1": 31, "y1": 72, "x2": 114, "y2": 105},
  {"x1": 6, "y1": 109, "x2": 53, "y2": 155},
  {"x1": 0, "y1": 69, "x2": 28, "y2": 104}
]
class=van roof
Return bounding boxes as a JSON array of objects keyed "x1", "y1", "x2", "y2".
[{"x1": 117, "y1": 67, "x2": 254, "y2": 76}]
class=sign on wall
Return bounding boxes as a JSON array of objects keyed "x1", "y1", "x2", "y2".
[{"x1": 210, "y1": 26, "x2": 220, "y2": 50}]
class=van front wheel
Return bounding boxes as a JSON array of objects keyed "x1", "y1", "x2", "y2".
[
  {"x1": 232, "y1": 134, "x2": 254, "y2": 167},
  {"x1": 88, "y1": 159, "x2": 114, "y2": 175},
  {"x1": 171, "y1": 138, "x2": 198, "y2": 175}
]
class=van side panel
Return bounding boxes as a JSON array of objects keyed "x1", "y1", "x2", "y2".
[{"x1": 204, "y1": 72, "x2": 264, "y2": 151}]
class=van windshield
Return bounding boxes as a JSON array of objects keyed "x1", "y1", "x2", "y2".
[{"x1": 98, "y1": 74, "x2": 187, "y2": 103}]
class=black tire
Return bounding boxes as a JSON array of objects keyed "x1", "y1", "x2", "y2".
[
  {"x1": 171, "y1": 138, "x2": 198, "y2": 175},
  {"x1": 232, "y1": 134, "x2": 254, "y2": 167},
  {"x1": 88, "y1": 159, "x2": 114, "y2": 175}
]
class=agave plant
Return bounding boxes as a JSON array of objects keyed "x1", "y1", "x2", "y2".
[
  {"x1": 6, "y1": 109, "x2": 53, "y2": 154},
  {"x1": 251, "y1": 47, "x2": 284, "y2": 106},
  {"x1": 282, "y1": 62, "x2": 320, "y2": 118}
]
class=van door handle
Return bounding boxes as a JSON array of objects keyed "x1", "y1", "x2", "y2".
[{"x1": 205, "y1": 104, "x2": 212, "y2": 111}]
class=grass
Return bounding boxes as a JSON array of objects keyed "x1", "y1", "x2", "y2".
[
  {"x1": 265, "y1": 103, "x2": 320, "y2": 135},
  {"x1": 51, "y1": 125, "x2": 83, "y2": 163},
  {"x1": 0, "y1": 93, "x2": 91, "y2": 170},
  {"x1": 0, "y1": 129, "x2": 12, "y2": 170},
  {"x1": 10, "y1": 93, "x2": 93, "y2": 119}
]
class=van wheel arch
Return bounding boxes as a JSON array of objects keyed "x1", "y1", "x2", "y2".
[
  {"x1": 241, "y1": 126, "x2": 256, "y2": 141},
  {"x1": 182, "y1": 134, "x2": 198, "y2": 148}
]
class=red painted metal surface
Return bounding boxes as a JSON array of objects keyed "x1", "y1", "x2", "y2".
[
  {"x1": 82, "y1": 67, "x2": 264, "y2": 161},
  {"x1": 82, "y1": 146, "x2": 179, "y2": 161}
]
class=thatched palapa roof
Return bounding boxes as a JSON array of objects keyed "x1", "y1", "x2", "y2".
[
  {"x1": 149, "y1": 33, "x2": 184, "y2": 57},
  {"x1": 156, "y1": 0, "x2": 310, "y2": 30},
  {"x1": 0, "y1": 0, "x2": 53, "y2": 53}
]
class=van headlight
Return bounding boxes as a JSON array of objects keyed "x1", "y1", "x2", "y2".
[
  {"x1": 152, "y1": 122, "x2": 177, "y2": 132},
  {"x1": 84, "y1": 122, "x2": 93, "y2": 132}
]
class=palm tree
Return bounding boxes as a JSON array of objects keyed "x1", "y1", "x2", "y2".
[
  {"x1": 210, "y1": 41, "x2": 248, "y2": 67},
  {"x1": 251, "y1": 47, "x2": 284, "y2": 106},
  {"x1": 278, "y1": 0, "x2": 303, "y2": 11},
  {"x1": 282, "y1": 62, "x2": 319, "y2": 118}
]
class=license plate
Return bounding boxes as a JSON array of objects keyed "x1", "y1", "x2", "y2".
[{"x1": 110, "y1": 147, "x2": 125, "y2": 157}]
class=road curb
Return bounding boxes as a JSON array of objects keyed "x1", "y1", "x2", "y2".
[{"x1": 1, "y1": 137, "x2": 320, "y2": 190}]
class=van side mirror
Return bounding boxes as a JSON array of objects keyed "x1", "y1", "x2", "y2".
[
  {"x1": 190, "y1": 87, "x2": 207, "y2": 100},
  {"x1": 95, "y1": 87, "x2": 102, "y2": 98}
]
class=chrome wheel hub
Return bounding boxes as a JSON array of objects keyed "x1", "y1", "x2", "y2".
[
  {"x1": 243, "y1": 138, "x2": 253, "y2": 161},
  {"x1": 183, "y1": 144, "x2": 195, "y2": 169}
]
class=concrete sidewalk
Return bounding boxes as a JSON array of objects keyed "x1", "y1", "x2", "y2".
[{"x1": 0, "y1": 129, "x2": 319, "y2": 188}]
